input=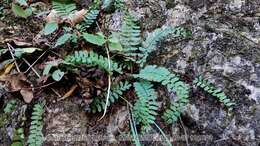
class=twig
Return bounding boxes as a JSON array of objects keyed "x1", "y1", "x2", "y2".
[
  {"x1": 51, "y1": 88, "x2": 62, "y2": 98},
  {"x1": 98, "y1": 44, "x2": 111, "y2": 121},
  {"x1": 24, "y1": 49, "x2": 49, "y2": 73},
  {"x1": 22, "y1": 58, "x2": 41, "y2": 78},
  {"x1": 97, "y1": 21, "x2": 112, "y2": 121},
  {"x1": 7, "y1": 43, "x2": 20, "y2": 72},
  {"x1": 179, "y1": 117, "x2": 189, "y2": 146}
]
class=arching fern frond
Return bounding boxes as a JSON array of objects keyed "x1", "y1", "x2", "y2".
[
  {"x1": 28, "y1": 102, "x2": 45, "y2": 146},
  {"x1": 52, "y1": 0, "x2": 76, "y2": 17},
  {"x1": 133, "y1": 81, "x2": 159, "y2": 133},
  {"x1": 193, "y1": 76, "x2": 235, "y2": 110},
  {"x1": 65, "y1": 51, "x2": 123, "y2": 74},
  {"x1": 90, "y1": 81, "x2": 131, "y2": 113},
  {"x1": 137, "y1": 27, "x2": 189, "y2": 66},
  {"x1": 134, "y1": 65, "x2": 190, "y2": 124}
]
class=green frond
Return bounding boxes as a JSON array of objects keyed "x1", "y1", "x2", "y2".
[
  {"x1": 64, "y1": 51, "x2": 124, "y2": 74},
  {"x1": 90, "y1": 81, "x2": 131, "y2": 113},
  {"x1": 82, "y1": 10, "x2": 100, "y2": 28},
  {"x1": 11, "y1": 128, "x2": 25, "y2": 146},
  {"x1": 120, "y1": 12, "x2": 141, "y2": 48},
  {"x1": 28, "y1": 102, "x2": 44, "y2": 146},
  {"x1": 138, "y1": 27, "x2": 189, "y2": 65},
  {"x1": 134, "y1": 65, "x2": 190, "y2": 124},
  {"x1": 193, "y1": 76, "x2": 235, "y2": 110},
  {"x1": 4, "y1": 100, "x2": 16, "y2": 114},
  {"x1": 114, "y1": 0, "x2": 125, "y2": 10},
  {"x1": 133, "y1": 81, "x2": 159, "y2": 133},
  {"x1": 52, "y1": 0, "x2": 76, "y2": 17}
]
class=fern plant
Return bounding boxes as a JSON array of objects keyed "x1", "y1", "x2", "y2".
[
  {"x1": 119, "y1": 11, "x2": 190, "y2": 66},
  {"x1": 90, "y1": 81, "x2": 131, "y2": 113},
  {"x1": 64, "y1": 51, "x2": 124, "y2": 74},
  {"x1": 52, "y1": 0, "x2": 76, "y2": 18},
  {"x1": 134, "y1": 65, "x2": 190, "y2": 124},
  {"x1": 133, "y1": 81, "x2": 159, "y2": 133},
  {"x1": 28, "y1": 102, "x2": 44, "y2": 146},
  {"x1": 193, "y1": 76, "x2": 235, "y2": 110}
]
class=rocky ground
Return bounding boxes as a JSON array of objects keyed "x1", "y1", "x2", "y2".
[{"x1": 0, "y1": 0, "x2": 260, "y2": 146}]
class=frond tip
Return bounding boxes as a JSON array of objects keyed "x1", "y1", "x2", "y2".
[
  {"x1": 193, "y1": 76, "x2": 235, "y2": 110},
  {"x1": 133, "y1": 81, "x2": 159, "y2": 133}
]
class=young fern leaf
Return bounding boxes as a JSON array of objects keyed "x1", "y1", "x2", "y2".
[
  {"x1": 134, "y1": 65, "x2": 190, "y2": 124},
  {"x1": 193, "y1": 76, "x2": 235, "y2": 110},
  {"x1": 64, "y1": 51, "x2": 123, "y2": 74},
  {"x1": 133, "y1": 81, "x2": 159, "y2": 133},
  {"x1": 52, "y1": 0, "x2": 76, "y2": 18},
  {"x1": 28, "y1": 102, "x2": 44, "y2": 146},
  {"x1": 90, "y1": 81, "x2": 131, "y2": 113}
]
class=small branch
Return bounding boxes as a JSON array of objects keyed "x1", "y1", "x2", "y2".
[
  {"x1": 179, "y1": 117, "x2": 189, "y2": 146},
  {"x1": 22, "y1": 58, "x2": 41, "y2": 78},
  {"x1": 98, "y1": 44, "x2": 111, "y2": 121},
  {"x1": 7, "y1": 43, "x2": 20, "y2": 72},
  {"x1": 24, "y1": 49, "x2": 49, "y2": 73}
]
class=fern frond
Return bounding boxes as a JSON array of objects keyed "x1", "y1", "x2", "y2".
[
  {"x1": 90, "y1": 81, "x2": 131, "y2": 113},
  {"x1": 133, "y1": 81, "x2": 158, "y2": 133},
  {"x1": 137, "y1": 27, "x2": 188, "y2": 65},
  {"x1": 120, "y1": 24, "x2": 189, "y2": 65},
  {"x1": 134, "y1": 65, "x2": 190, "y2": 124},
  {"x1": 114, "y1": 0, "x2": 125, "y2": 10},
  {"x1": 65, "y1": 51, "x2": 123, "y2": 74},
  {"x1": 120, "y1": 12, "x2": 141, "y2": 48},
  {"x1": 193, "y1": 76, "x2": 235, "y2": 110},
  {"x1": 81, "y1": 10, "x2": 100, "y2": 29},
  {"x1": 28, "y1": 102, "x2": 44, "y2": 146},
  {"x1": 52, "y1": 0, "x2": 76, "y2": 17}
]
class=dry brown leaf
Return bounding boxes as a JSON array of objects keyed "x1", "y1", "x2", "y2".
[
  {"x1": 58, "y1": 84, "x2": 78, "y2": 101},
  {"x1": 69, "y1": 9, "x2": 87, "y2": 26},
  {"x1": 20, "y1": 88, "x2": 34, "y2": 103},
  {"x1": 0, "y1": 62, "x2": 14, "y2": 80},
  {"x1": 46, "y1": 10, "x2": 61, "y2": 24},
  {"x1": 13, "y1": 39, "x2": 32, "y2": 46},
  {"x1": 4, "y1": 73, "x2": 34, "y2": 103}
]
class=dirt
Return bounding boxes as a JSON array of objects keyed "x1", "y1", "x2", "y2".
[{"x1": 0, "y1": 0, "x2": 260, "y2": 146}]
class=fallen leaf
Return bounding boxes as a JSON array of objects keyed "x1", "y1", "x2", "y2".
[
  {"x1": 46, "y1": 10, "x2": 61, "y2": 24},
  {"x1": 58, "y1": 84, "x2": 78, "y2": 101},
  {"x1": 20, "y1": 89, "x2": 34, "y2": 103},
  {"x1": 13, "y1": 39, "x2": 32, "y2": 46},
  {"x1": 5, "y1": 73, "x2": 28, "y2": 92},
  {"x1": 0, "y1": 62, "x2": 14, "y2": 80},
  {"x1": 14, "y1": 47, "x2": 42, "y2": 58},
  {"x1": 4, "y1": 73, "x2": 34, "y2": 103},
  {"x1": 69, "y1": 9, "x2": 86, "y2": 26}
]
